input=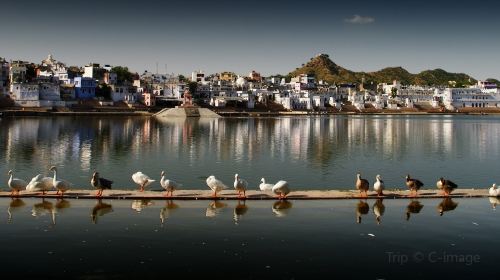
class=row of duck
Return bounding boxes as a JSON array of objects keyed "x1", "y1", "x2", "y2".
[
  {"x1": 7, "y1": 168, "x2": 500, "y2": 198},
  {"x1": 5, "y1": 197, "x2": 489, "y2": 225},
  {"x1": 8, "y1": 166, "x2": 500, "y2": 199}
]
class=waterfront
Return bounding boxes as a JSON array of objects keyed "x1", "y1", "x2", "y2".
[
  {"x1": 1, "y1": 197, "x2": 498, "y2": 279},
  {"x1": 1, "y1": 115, "x2": 499, "y2": 190}
]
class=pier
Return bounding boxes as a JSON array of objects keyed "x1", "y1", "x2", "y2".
[{"x1": 0, "y1": 188, "x2": 493, "y2": 200}]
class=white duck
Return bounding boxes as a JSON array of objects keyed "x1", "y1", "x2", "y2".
[
  {"x1": 489, "y1": 183, "x2": 499, "y2": 197},
  {"x1": 373, "y1": 175, "x2": 385, "y2": 197},
  {"x1": 7, "y1": 170, "x2": 28, "y2": 196},
  {"x1": 272, "y1": 180, "x2": 290, "y2": 199},
  {"x1": 132, "y1": 171, "x2": 155, "y2": 192},
  {"x1": 206, "y1": 175, "x2": 227, "y2": 197},
  {"x1": 233, "y1": 173, "x2": 248, "y2": 198},
  {"x1": 26, "y1": 174, "x2": 53, "y2": 195},
  {"x1": 49, "y1": 166, "x2": 71, "y2": 196},
  {"x1": 160, "y1": 171, "x2": 181, "y2": 197},
  {"x1": 259, "y1": 178, "x2": 274, "y2": 191}
]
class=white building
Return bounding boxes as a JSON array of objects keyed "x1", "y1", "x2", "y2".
[
  {"x1": 110, "y1": 85, "x2": 138, "y2": 103},
  {"x1": 379, "y1": 80, "x2": 401, "y2": 94},
  {"x1": 438, "y1": 88, "x2": 499, "y2": 110},
  {"x1": 191, "y1": 70, "x2": 205, "y2": 83},
  {"x1": 10, "y1": 83, "x2": 39, "y2": 106},
  {"x1": 476, "y1": 80, "x2": 498, "y2": 94}
]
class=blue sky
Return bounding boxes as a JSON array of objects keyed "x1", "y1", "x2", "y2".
[{"x1": 0, "y1": 0, "x2": 499, "y2": 79}]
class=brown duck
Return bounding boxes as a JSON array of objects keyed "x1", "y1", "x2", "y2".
[
  {"x1": 406, "y1": 174, "x2": 424, "y2": 197},
  {"x1": 356, "y1": 173, "x2": 370, "y2": 197},
  {"x1": 436, "y1": 177, "x2": 458, "y2": 196}
]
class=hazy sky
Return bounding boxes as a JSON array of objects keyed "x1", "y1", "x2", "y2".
[{"x1": 1, "y1": 0, "x2": 499, "y2": 79}]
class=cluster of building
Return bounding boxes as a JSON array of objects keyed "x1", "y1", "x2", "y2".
[{"x1": 1, "y1": 54, "x2": 499, "y2": 111}]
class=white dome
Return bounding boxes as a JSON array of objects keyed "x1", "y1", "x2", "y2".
[{"x1": 236, "y1": 76, "x2": 246, "y2": 87}]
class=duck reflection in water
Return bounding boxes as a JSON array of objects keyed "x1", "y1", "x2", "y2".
[
  {"x1": 488, "y1": 197, "x2": 500, "y2": 210},
  {"x1": 7, "y1": 198, "x2": 26, "y2": 223},
  {"x1": 206, "y1": 201, "x2": 227, "y2": 218},
  {"x1": 233, "y1": 200, "x2": 248, "y2": 224},
  {"x1": 272, "y1": 200, "x2": 292, "y2": 218},
  {"x1": 131, "y1": 199, "x2": 154, "y2": 213},
  {"x1": 356, "y1": 200, "x2": 369, "y2": 224},
  {"x1": 91, "y1": 199, "x2": 113, "y2": 224},
  {"x1": 373, "y1": 199, "x2": 385, "y2": 225},
  {"x1": 405, "y1": 200, "x2": 424, "y2": 221},
  {"x1": 55, "y1": 199, "x2": 71, "y2": 212},
  {"x1": 32, "y1": 199, "x2": 56, "y2": 225},
  {"x1": 160, "y1": 200, "x2": 179, "y2": 225},
  {"x1": 437, "y1": 198, "x2": 459, "y2": 216}
]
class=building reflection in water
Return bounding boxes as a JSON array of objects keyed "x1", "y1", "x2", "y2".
[{"x1": 1, "y1": 116, "x2": 499, "y2": 189}]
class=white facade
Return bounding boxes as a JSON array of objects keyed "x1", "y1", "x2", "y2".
[
  {"x1": 191, "y1": 70, "x2": 205, "y2": 82},
  {"x1": 440, "y1": 88, "x2": 499, "y2": 109},
  {"x1": 10, "y1": 83, "x2": 39, "y2": 101},
  {"x1": 476, "y1": 80, "x2": 498, "y2": 94},
  {"x1": 39, "y1": 83, "x2": 61, "y2": 101},
  {"x1": 111, "y1": 85, "x2": 138, "y2": 103},
  {"x1": 380, "y1": 80, "x2": 401, "y2": 94}
]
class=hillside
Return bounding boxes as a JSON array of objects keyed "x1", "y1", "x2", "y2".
[{"x1": 289, "y1": 54, "x2": 477, "y2": 86}]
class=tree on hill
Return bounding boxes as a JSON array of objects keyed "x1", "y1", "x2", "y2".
[{"x1": 288, "y1": 54, "x2": 477, "y2": 86}]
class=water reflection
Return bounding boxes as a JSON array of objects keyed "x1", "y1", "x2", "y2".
[
  {"x1": 159, "y1": 200, "x2": 179, "y2": 225},
  {"x1": 272, "y1": 200, "x2": 293, "y2": 218},
  {"x1": 91, "y1": 200, "x2": 113, "y2": 224},
  {"x1": 405, "y1": 200, "x2": 424, "y2": 221},
  {"x1": 7, "y1": 198, "x2": 26, "y2": 223},
  {"x1": 2, "y1": 116, "x2": 500, "y2": 189},
  {"x1": 356, "y1": 200, "x2": 370, "y2": 224},
  {"x1": 373, "y1": 199, "x2": 385, "y2": 225},
  {"x1": 205, "y1": 201, "x2": 227, "y2": 218},
  {"x1": 437, "y1": 198, "x2": 459, "y2": 216},
  {"x1": 131, "y1": 200, "x2": 154, "y2": 213},
  {"x1": 488, "y1": 197, "x2": 499, "y2": 209},
  {"x1": 31, "y1": 199, "x2": 56, "y2": 224},
  {"x1": 233, "y1": 200, "x2": 248, "y2": 224}
]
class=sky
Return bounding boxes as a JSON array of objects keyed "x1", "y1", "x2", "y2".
[{"x1": 0, "y1": 0, "x2": 499, "y2": 80}]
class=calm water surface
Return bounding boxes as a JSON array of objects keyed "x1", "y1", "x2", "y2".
[
  {"x1": 1, "y1": 198, "x2": 499, "y2": 279},
  {"x1": 1, "y1": 115, "x2": 499, "y2": 190}
]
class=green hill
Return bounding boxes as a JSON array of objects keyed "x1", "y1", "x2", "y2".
[{"x1": 289, "y1": 54, "x2": 477, "y2": 86}]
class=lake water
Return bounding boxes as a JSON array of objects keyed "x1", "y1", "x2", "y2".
[
  {"x1": 1, "y1": 197, "x2": 498, "y2": 279},
  {"x1": 1, "y1": 115, "x2": 499, "y2": 190}
]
